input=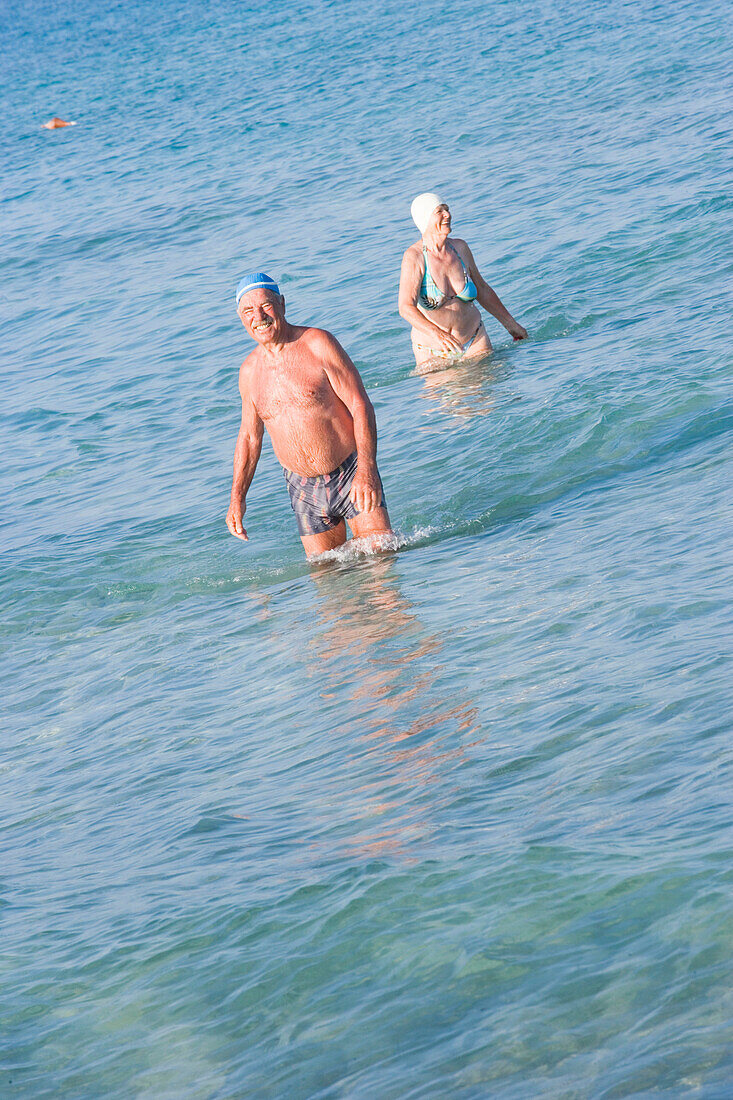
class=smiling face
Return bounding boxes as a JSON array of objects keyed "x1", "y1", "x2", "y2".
[
  {"x1": 430, "y1": 204, "x2": 452, "y2": 236},
  {"x1": 237, "y1": 287, "x2": 286, "y2": 343}
]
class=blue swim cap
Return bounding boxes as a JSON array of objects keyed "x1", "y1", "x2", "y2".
[{"x1": 236, "y1": 271, "x2": 280, "y2": 306}]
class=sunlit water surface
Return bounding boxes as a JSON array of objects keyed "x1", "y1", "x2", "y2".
[{"x1": 2, "y1": 0, "x2": 732, "y2": 1096}]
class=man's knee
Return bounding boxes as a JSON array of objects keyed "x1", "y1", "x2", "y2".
[{"x1": 348, "y1": 507, "x2": 392, "y2": 539}]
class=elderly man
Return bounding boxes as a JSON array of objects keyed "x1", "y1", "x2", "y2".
[{"x1": 225, "y1": 273, "x2": 392, "y2": 558}]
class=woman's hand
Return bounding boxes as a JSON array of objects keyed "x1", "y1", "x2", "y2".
[
  {"x1": 436, "y1": 329, "x2": 465, "y2": 355},
  {"x1": 507, "y1": 319, "x2": 528, "y2": 341}
]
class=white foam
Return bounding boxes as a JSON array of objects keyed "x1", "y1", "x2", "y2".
[{"x1": 308, "y1": 525, "x2": 442, "y2": 564}]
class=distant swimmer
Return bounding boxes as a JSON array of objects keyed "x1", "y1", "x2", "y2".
[
  {"x1": 398, "y1": 192, "x2": 527, "y2": 366},
  {"x1": 42, "y1": 117, "x2": 76, "y2": 129},
  {"x1": 225, "y1": 273, "x2": 393, "y2": 558}
]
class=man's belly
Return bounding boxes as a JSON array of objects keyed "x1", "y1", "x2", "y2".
[{"x1": 266, "y1": 411, "x2": 356, "y2": 477}]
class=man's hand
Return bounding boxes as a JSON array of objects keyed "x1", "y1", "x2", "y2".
[
  {"x1": 507, "y1": 319, "x2": 528, "y2": 341},
  {"x1": 226, "y1": 497, "x2": 248, "y2": 540},
  {"x1": 350, "y1": 465, "x2": 381, "y2": 514}
]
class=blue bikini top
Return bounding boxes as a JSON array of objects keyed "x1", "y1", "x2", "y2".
[{"x1": 420, "y1": 242, "x2": 478, "y2": 310}]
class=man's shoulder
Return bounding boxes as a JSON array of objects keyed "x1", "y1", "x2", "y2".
[
  {"x1": 296, "y1": 326, "x2": 352, "y2": 370},
  {"x1": 238, "y1": 347, "x2": 262, "y2": 386},
  {"x1": 298, "y1": 325, "x2": 338, "y2": 350},
  {"x1": 239, "y1": 347, "x2": 260, "y2": 372}
]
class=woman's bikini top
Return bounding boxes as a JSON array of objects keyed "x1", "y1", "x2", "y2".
[{"x1": 419, "y1": 242, "x2": 478, "y2": 310}]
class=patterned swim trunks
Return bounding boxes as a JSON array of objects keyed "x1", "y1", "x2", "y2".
[{"x1": 283, "y1": 451, "x2": 385, "y2": 536}]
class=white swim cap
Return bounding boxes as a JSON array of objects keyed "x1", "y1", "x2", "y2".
[{"x1": 411, "y1": 192, "x2": 444, "y2": 235}]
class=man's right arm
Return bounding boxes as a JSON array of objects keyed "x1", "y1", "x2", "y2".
[{"x1": 225, "y1": 366, "x2": 264, "y2": 541}]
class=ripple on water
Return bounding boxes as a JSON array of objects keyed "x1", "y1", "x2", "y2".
[{"x1": 3, "y1": 0, "x2": 733, "y2": 1095}]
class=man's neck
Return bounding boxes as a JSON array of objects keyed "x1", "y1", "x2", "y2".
[{"x1": 259, "y1": 321, "x2": 297, "y2": 357}]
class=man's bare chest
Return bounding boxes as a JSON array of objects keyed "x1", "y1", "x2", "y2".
[{"x1": 254, "y1": 364, "x2": 332, "y2": 422}]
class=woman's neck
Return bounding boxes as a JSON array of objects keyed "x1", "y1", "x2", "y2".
[{"x1": 423, "y1": 229, "x2": 450, "y2": 253}]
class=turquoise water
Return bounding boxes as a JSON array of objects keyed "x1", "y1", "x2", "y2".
[{"x1": 3, "y1": 0, "x2": 733, "y2": 1095}]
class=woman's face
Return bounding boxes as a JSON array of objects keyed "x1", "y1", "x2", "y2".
[{"x1": 430, "y1": 204, "x2": 452, "y2": 235}]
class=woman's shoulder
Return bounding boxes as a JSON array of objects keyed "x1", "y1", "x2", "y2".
[
  {"x1": 450, "y1": 236, "x2": 472, "y2": 256},
  {"x1": 401, "y1": 239, "x2": 425, "y2": 265}
]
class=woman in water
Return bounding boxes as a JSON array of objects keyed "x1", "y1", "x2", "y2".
[{"x1": 398, "y1": 192, "x2": 527, "y2": 366}]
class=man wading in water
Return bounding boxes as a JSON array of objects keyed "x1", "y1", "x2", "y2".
[{"x1": 225, "y1": 273, "x2": 393, "y2": 558}]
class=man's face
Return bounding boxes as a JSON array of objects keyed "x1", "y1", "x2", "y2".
[{"x1": 237, "y1": 288, "x2": 285, "y2": 343}]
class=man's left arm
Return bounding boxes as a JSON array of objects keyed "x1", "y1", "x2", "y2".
[
  {"x1": 460, "y1": 241, "x2": 528, "y2": 341},
  {"x1": 319, "y1": 332, "x2": 382, "y2": 514}
]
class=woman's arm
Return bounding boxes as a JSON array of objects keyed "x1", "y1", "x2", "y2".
[
  {"x1": 398, "y1": 248, "x2": 464, "y2": 354},
  {"x1": 458, "y1": 241, "x2": 528, "y2": 340}
]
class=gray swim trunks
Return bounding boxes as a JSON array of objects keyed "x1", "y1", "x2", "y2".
[{"x1": 283, "y1": 451, "x2": 385, "y2": 536}]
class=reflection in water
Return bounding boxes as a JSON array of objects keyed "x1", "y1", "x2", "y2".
[
  {"x1": 416, "y1": 352, "x2": 510, "y2": 420},
  {"x1": 306, "y1": 558, "x2": 479, "y2": 859}
]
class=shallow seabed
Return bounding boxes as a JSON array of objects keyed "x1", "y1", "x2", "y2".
[{"x1": 2, "y1": 0, "x2": 732, "y2": 1096}]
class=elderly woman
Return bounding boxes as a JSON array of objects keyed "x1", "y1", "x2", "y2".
[{"x1": 399, "y1": 192, "x2": 527, "y2": 365}]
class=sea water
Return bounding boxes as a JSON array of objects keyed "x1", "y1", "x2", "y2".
[{"x1": 2, "y1": 0, "x2": 732, "y2": 1095}]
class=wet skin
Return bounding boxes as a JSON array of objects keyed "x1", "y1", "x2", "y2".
[
  {"x1": 398, "y1": 203, "x2": 528, "y2": 366},
  {"x1": 225, "y1": 289, "x2": 392, "y2": 557}
]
